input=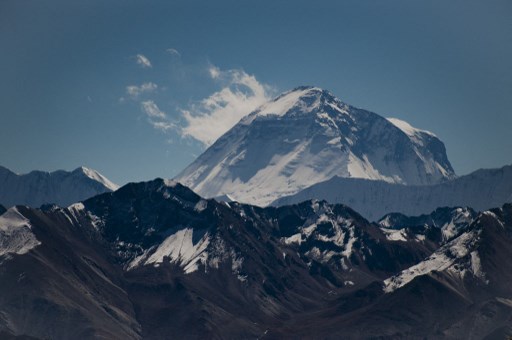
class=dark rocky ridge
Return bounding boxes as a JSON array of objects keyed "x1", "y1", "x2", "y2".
[{"x1": 0, "y1": 180, "x2": 510, "y2": 339}]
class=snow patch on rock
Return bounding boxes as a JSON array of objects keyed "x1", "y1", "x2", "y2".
[
  {"x1": 383, "y1": 230, "x2": 484, "y2": 293},
  {"x1": 380, "y1": 228, "x2": 408, "y2": 242},
  {"x1": 0, "y1": 207, "x2": 41, "y2": 257},
  {"x1": 144, "y1": 228, "x2": 210, "y2": 273},
  {"x1": 194, "y1": 200, "x2": 208, "y2": 213}
]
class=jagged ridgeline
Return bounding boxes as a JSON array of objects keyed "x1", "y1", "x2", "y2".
[{"x1": 1, "y1": 179, "x2": 511, "y2": 339}]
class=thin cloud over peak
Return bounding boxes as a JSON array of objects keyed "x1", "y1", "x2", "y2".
[
  {"x1": 140, "y1": 100, "x2": 175, "y2": 132},
  {"x1": 126, "y1": 82, "x2": 158, "y2": 99},
  {"x1": 135, "y1": 54, "x2": 152, "y2": 68},
  {"x1": 125, "y1": 60, "x2": 273, "y2": 146},
  {"x1": 180, "y1": 66, "x2": 273, "y2": 146}
]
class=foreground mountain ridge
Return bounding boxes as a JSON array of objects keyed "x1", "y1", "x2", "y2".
[
  {"x1": 0, "y1": 165, "x2": 119, "y2": 208},
  {"x1": 176, "y1": 86, "x2": 456, "y2": 206},
  {"x1": 0, "y1": 179, "x2": 510, "y2": 339}
]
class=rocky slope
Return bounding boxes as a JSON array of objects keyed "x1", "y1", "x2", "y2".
[{"x1": 0, "y1": 179, "x2": 510, "y2": 339}]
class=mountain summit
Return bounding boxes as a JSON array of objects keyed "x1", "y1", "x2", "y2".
[
  {"x1": 176, "y1": 86, "x2": 455, "y2": 206},
  {"x1": 0, "y1": 165, "x2": 119, "y2": 208}
]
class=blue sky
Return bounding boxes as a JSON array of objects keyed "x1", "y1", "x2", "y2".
[{"x1": 1, "y1": 0, "x2": 511, "y2": 185}]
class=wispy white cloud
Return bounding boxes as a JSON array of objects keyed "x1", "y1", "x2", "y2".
[
  {"x1": 126, "y1": 82, "x2": 158, "y2": 99},
  {"x1": 124, "y1": 57, "x2": 272, "y2": 144},
  {"x1": 166, "y1": 48, "x2": 181, "y2": 57},
  {"x1": 141, "y1": 100, "x2": 166, "y2": 119},
  {"x1": 140, "y1": 100, "x2": 175, "y2": 131},
  {"x1": 180, "y1": 66, "x2": 273, "y2": 146},
  {"x1": 135, "y1": 54, "x2": 152, "y2": 68},
  {"x1": 208, "y1": 65, "x2": 221, "y2": 79},
  {"x1": 151, "y1": 120, "x2": 175, "y2": 131}
]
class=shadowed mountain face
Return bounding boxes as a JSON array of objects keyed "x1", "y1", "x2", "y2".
[
  {"x1": 175, "y1": 86, "x2": 455, "y2": 207},
  {"x1": 0, "y1": 165, "x2": 118, "y2": 208},
  {"x1": 0, "y1": 180, "x2": 510, "y2": 339}
]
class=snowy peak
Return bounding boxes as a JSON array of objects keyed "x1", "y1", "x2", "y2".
[
  {"x1": 0, "y1": 165, "x2": 119, "y2": 208},
  {"x1": 387, "y1": 117, "x2": 436, "y2": 139},
  {"x1": 73, "y1": 166, "x2": 119, "y2": 191},
  {"x1": 176, "y1": 86, "x2": 456, "y2": 206},
  {"x1": 386, "y1": 117, "x2": 454, "y2": 178},
  {"x1": 247, "y1": 86, "x2": 345, "y2": 120}
]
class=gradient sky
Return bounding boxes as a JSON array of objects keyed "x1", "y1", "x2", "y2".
[{"x1": 1, "y1": 0, "x2": 511, "y2": 185}]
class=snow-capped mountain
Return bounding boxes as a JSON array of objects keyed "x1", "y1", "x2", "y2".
[
  {"x1": 0, "y1": 165, "x2": 119, "y2": 208},
  {"x1": 1, "y1": 178, "x2": 510, "y2": 338},
  {"x1": 274, "y1": 164, "x2": 512, "y2": 221},
  {"x1": 176, "y1": 86, "x2": 455, "y2": 206}
]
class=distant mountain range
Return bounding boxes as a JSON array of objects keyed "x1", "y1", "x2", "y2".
[
  {"x1": 0, "y1": 165, "x2": 118, "y2": 208},
  {"x1": 274, "y1": 164, "x2": 512, "y2": 220},
  {"x1": 176, "y1": 86, "x2": 456, "y2": 206},
  {"x1": 0, "y1": 179, "x2": 510, "y2": 339},
  {"x1": 4, "y1": 88, "x2": 510, "y2": 223}
]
